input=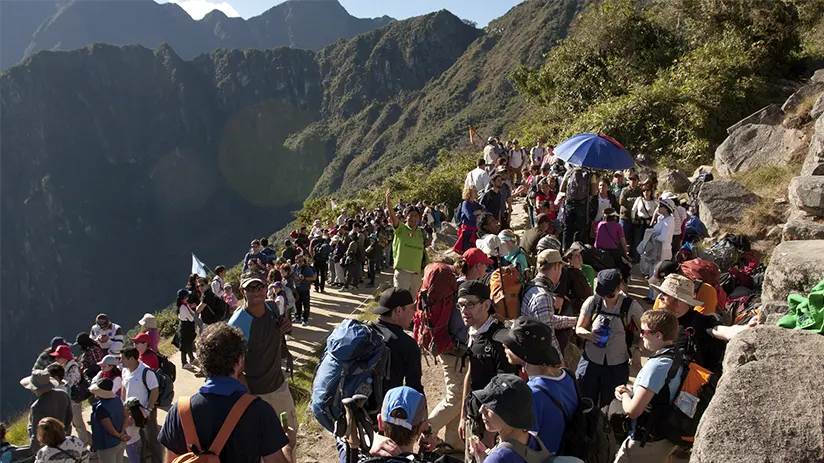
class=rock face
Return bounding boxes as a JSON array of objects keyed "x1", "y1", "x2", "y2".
[
  {"x1": 698, "y1": 179, "x2": 759, "y2": 235},
  {"x1": 661, "y1": 169, "x2": 691, "y2": 193},
  {"x1": 725, "y1": 104, "x2": 783, "y2": 134},
  {"x1": 811, "y1": 93, "x2": 824, "y2": 120},
  {"x1": 783, "y1": 216, "x2": 824, "y2": 241},
  {"x1": 762, "y1": 240, "x2": 824, "y2": 302},
  {"x1": 692, "y1": 326, "x2": 824, "y2": 463},
  {"x1": 788, "y1": 176, "x2": 824, "y2": 216},
  {"x1": 714, "y1": 124, "x2": 807, "y2": 177},
  {"x1": 780, "y1": 79, "x2": 824, "y2": 113},
  {"x1": 802, "y1": 114, "x2": 824, "y2": 176}
]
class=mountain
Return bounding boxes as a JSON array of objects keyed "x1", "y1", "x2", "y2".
[{"x1": 0, "y1": 0, "x2": 393, "y2": 69}]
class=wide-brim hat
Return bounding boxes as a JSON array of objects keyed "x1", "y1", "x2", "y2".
[
  {"x1": 651, "y1": 274, "x2": 702, "y2": 307},
  {"x1": 139, "y1": 313, "x2": 157, "y2": 329},
  {"x1": 21, "y1": 370, "x2": 59, "y2": 392},
  {"x1": 90, "y1": 378, "x2": 116, "y2": 399}
]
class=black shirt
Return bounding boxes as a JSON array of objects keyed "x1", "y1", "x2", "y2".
[
  {"x1": 676, "y1": 309, "x2": 723, "y2": 371},
  {"x1": 480, "y1": 189, "x2": 504, "y2": 221},
  {"x1": 373, "y1": 319, "x2": 424, "y2": 394},
  {"x1": 467, "y1": 320, "x2": 518, "y2": 391}
]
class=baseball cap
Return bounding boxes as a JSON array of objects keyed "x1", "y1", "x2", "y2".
[
  {"x1": 462, "y1": 248, "x2": 493, "y2": 267},
  {"x1": 177, "y1": 289, "x2": 191, "y2": 299},
  {"x1": 650, "y1": 260, "x2": 680, "y2": 286},
  {"x1": 50, "y1": 336, "x2": 68, "y2": 351},
  {"x1": 372, "y1": 287, "x2": 415, "y2": 315},
  {"x1": 97, "y1": 355, "x2": 119, "y2": 367},
  {"x1": 595, "y1": 269, "x2": 622, "y2": 297},
  {"x1": 240, "y1": 269, "x2": 267, "y2": 288},
  {"x1": 457, "y1": 280, "x2": 490, "y2": 301},
  {"x1": 472, "y1": 374, "x2": 535, "y2": 430},
  {"x1": 381, "y1": 386, "x2": 428, "y2": 430},
  {"x1": 131, "y1": 333, "x2": 151, "y2": 344},
  {"x1": 50, "y1": 345, "x2": 74, "y2": 361},
  {"x1": 493, "y1": 317, "x2": 561, "y2": 366},
  {"x1": 537, "y1": 249, "x2": 564, "y2": 267}
]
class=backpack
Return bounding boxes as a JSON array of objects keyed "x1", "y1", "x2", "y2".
[
  {"x1": 533, "y1": 370, "x2": 616, "y2": 463},
  {"x1": 69, "y1": 363, "x2": 92, "y2": 403},
  {"x1": 413, "y1": 263, "x2": 459, "y2": 356},
  {"x1": 687, "y1": 172, "x2": 713, "y2": 211},
  {"x1": 315, "y1": 243, "x2": 332, "y2": 262},
  {"x1": 519, "y1": 246, "x2": 538, "y2": 279},
  {"x1": 199, "y1": 294, "x2": 227, "y2": 325},
  {"x1": 142, "y1": 364, "x2": 175, "y2": 409},
  {"x1": 580, "y1": 245, "x2": 616, "y2": 272},
  {"x1": 681, "y1": 259, "x2": 727, "y2": 313},
  {"x1": 153, "y1": 350, "x2": 177, "y2": 382},
  {"x1": 489, "y1": 265, "x2": 525, "y2": 320},
  {"x1": 311, "y1": 319, "x2": 390, "y2": 433},
  {"x1": 591, "y1": 296, "x2": 635, "y2": 357},
  {"x1": 567, "y1": 168, "x2": 590, "y2": 202},
  {"x1": 170, "y1": 394, "x2": 256, "y2": 463}
]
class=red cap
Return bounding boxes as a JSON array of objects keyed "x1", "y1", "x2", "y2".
[
  {"x1": 462, "y1": 247, "x2": 493, "y2": 267},
  {"x1": 131, "y1": 333, "x2": 151, "y2": 344},
  {"x1": 50, "y1": 345, "x2": 74, "y2": 360}
]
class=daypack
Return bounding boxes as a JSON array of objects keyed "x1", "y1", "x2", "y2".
[
  {"x1": 311, "y1": 319, "x2": 390, "y2": 432},
  {"x1": 520, "y1": 246, "x2": 538, "y2": 278},
  {"x1": 154, "y1": 350, "x2": 177, "y2": 382},
  {"x1": 170, "y1": 394, "x2": 256, "y2": 463},
  {"x1": 69, "y1": 363, "x2": 92, "y2": 403},
  {"x1": 580, "y1": 245, "x2": 616, "y2": 272},
  {"x1": 534, "y1": 369, "x2": 616, "y2": 463},
  {"x1": 681, "y1": 259, "x2": 727, "y2": 313},
  {"x1": 567, "y1": 168, "x2": 590, "y2": 202},
  {"x1": 490, "y1": 265, "x2": 525, "y2": 320},
  {"x1": 687, "y1": 172, "x2": 713, "y2": 211},
  {"x1": 414, "y1": 263, "x2": 459, "y2": 356},
  {"x1": 591, "y1": 296, "x2": 635, "y2": 357},
  {"x1": 199, "y1": 293, "x2": 228, "y2": 325},
  {"x1": 314, "y1": 242, "x2": 332, "y2": 262},
  {"x1": 142, "y1": 364, "x2": 175, "y2": 409}
]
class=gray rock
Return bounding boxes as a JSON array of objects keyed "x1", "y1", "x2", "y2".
[
  {"x1": 787, "y1": 176, "x2": 824, "y2": 216},
  {"x1": 697, "y1": 179, "x2": 759, "y2": 235},
  {"x1": 780, "y1": 80, "x2": 824, "y2": 113},
  {"x1": 810, "y1": 93, "x2": 824, "y2": 120},
  {"x1": 692, "y1": 326, "x2": 824, "y2": 463},
  {"x1": 661, "y1": 169, "x2": 691, "y2": 193},
  {"x1": 758, "y1": 301, "x2": 789, "y2": 325},
  {"x1": 439, "y1": 221, "x2": 457, "y2": 237},
  {"x1": 813, "y1": 68, "x2": 824, "y2": 83},
  {"x1": 714, "y1": 124, "x2": 807, "y2": 177},
  {"x1": 726, "y1": 104, "x2": 783, "y2": 134},
  {"x1": 782, "y1": 216, "x2": 824, "y2": 241},
  {"x1": 762, "y1": 240, "x2": 824, "y2": 302},
  {"x1": 801, "y1": 113, "x2": 824, "y2": 176}
]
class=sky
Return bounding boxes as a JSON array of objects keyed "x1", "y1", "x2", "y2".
[{"x1": 159, "y1": 0, "x2": 523, "y2": 27}]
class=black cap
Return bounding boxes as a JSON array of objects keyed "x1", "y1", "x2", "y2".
[
  {"x1": 472, "y1": 374, "x2": 535, "y2": 430},
  {"x1": 74, "y1": 333, "x2": 95, "y2": 349},
  {"x1": 372, "y1": 288, "x2": 415, "y2": 315},
  {"x1": 457, "y1": 280, "x2": 490, "y2": 301},
  {"x1": 493, "y1": 317, "x2": 561, "y2": 366},
  {"x1": 595, "y1": 269, "x2": 622, "y2": 297}
]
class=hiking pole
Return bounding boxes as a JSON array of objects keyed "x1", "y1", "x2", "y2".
[{"x1": 342, "y1": 394, "x2": 370, "y2": 462}]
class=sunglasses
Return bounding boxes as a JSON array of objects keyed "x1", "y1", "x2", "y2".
[
  {"x1": 640, "y1": 329, "x2": 657, "y2": 337},
  {"x1": 245, "y1": 283, "x2": 266, "y2": 292},
  {"x1": 456, "y1": 300, "x2": 479, "y2": 310}
]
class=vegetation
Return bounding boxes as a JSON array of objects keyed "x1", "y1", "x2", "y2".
[
  {"x1": 6, "y1": 414, "x2": 28, "y2": 446},
  {"x1": 728, "y1": 163, "x2": 803, "y2": 238}
]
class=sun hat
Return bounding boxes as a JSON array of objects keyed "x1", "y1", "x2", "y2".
[
  {"x1": 372, "y1": 288, "x2": 415, "y2": 315},
  {"x1": 658, "y1": 198, "x2": 676, "y2": 213},
  {"x1": 20, "y1": 370, "x2": 59, "y2": 393},
  {"x1": 493, "y1": 317, "x2": 561, "y2": 366},
  {"x1": 381, "y1": 386, "x2": 428, "y2": 430},
  {"x1": 90, "y1": 378, "x2": 116, "y2": 400},
  {"x1": 564, "y1": 242, "x2": 585, "y2": 260},
  {"x1": 651, "y1": 274, "x2": 702, "y2": 307},
  {"x1": 50, "y1": 345, "x2": 73, "y2": 361},
  {"x1": 139, "y1": 313, "x2": 157, "y2": 329},
  {"x1": 472, "y1": 374, "x2": 535, "y2": 430},
  {"x1": 97, "y1": 355, "x2": 119, "y2": 368}
]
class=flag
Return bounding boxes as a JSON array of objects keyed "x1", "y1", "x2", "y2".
[
  {"x1": 469, "y1": 125, "x2": 478, "y2": 145},
  {"x1": 331, "y1": 199, "x2": 338, "y2": 209},
  {"x1": 191, "y1": 253, "x2": 210, "y2": 277}
]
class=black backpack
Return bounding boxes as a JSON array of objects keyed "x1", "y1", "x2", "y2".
[
  {"x1": 69, "y1": 363, "x2": 92, "y2": 403},
  {"x1": 199, "y1": 293, "x2": 228, "y2": 325},
  {"x1": 533, "y1": 370, "x2": 617, "y2": 463},
  {"x1": 142, "y1": 363, "x2": 174, "y2": 410},
  {"x1": 567, "y1": 168, "x2": 590, "y2": 202},
  {"x1": 153, "y1": 350, "x2": 177, "y2": 382},
  {"x1": 315, "y1": 243, "x2": 332, "y2": 262}
]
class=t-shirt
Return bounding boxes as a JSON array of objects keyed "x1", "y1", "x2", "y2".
[
  {"x1": 293, "y1": 264, "x2": 315, "y2": 293},
  {"x1": 581, "y1": 264, "x2": 596, "y2": 290},
  {"x1": 139, "y1": 350, "x2": 160, "y2": 370},
  {"x1": 594, "y1": 195, "x2": 612, "y2": 222},
  {"x1": 580, "y1": 295, "x2": 644, "y2": 366},
  {"x1": 484, "y1": 144, "x2": 500, "y2": 166},
  {"x1": 392, "y1": 222, "x2": 427, "y2": 273},
  {"x1": 509, "y1": 148, "x2": 527, "y2": 169},
  {"x1": 485, "y1": 434, "x2": 543, "y2": 463},
  {"x1": 465, "y1": 167, "x2": 490, "y2": 193},
  {"x1": 373, "y1": 319, "x2": 423, "y2": 394},
  {"x1": 529, "y1": 372, "x2": 578, "y2": 454},
  {"x1": 159, "y1": 391, "x2": 288, "y2": 462},
  {"x1": 122, "y1": 362, "x2": 158, "y2": 408},
  {"x1": 630, "y1": 347, "x2": 683, "y2": 438},
  {"x1": 229, "y1": 307, "x2": 285, "y2": 394},
  {"x1": 91, "y1": 397, "x2": 125, "y2": 450},
  {"x1": 480, "y1": 189, "x2": 504, "y2": 221},
  {"x1": 461, "y1": 201, "x2": 483, "y2": 227},
  {"x1": 594, "y1": 221, "x2": 625, "y2": 250},
  {"x1": 530, "y1": 146, "x2": 548, "y2": 165}
]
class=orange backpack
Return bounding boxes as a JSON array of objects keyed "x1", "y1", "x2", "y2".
[
  {"x1": 489, "y1": 265, "x2": 523, "y2": 319},
  {"x1": 171, "y1": 394, "x2": 256, "y2": 463}
]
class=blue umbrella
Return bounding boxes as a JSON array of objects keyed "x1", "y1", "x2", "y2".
[{"x1": 554, "y1": 133, "x2": 635, "y2": 170}]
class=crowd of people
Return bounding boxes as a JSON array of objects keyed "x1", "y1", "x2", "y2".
[{"x1": 6, "y1": 134, "x2": 760, "y2": 463}]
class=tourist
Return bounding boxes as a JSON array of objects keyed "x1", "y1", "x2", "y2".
[
  {"x1": 120, "y1": 346, "x2": 162, "y2": 463},
  {"x1": 465, "y1": 158, "x2": 490, "y2": 198},
  {"x1": 454, "y1": 185, "x2": 483, "y2": 254},
  {"x1": 372, "y1": 288, "x2": 424, "y2": 393},
  {"x1": 535, "y1": 176, "x2": 560, "y2": 222},
  {"x1": 90, "y1": 313, "x2": 124, "y2": 356},
  {"x1": 521, "y1": 213, "x2": 552, "y2": 257},
  {"x1": 610, "y1": 171, "x2": 626, "y2": 198},
  {"x1": 530, "y1": 138, "x2": 548, "y2": 167},
  {"x1": 47, "y1": 363, "x2": 71, "y2": 398},
  {"x1": 631, "y1": 182, "x2": 657, "y2": 258},
  {"x1": 92, "y1": 355, "x2": 123, "y2": 398},
  {"x1": 650, "y1": 261, "x2": 718, "y2": 315},
  {"x1": 281, "y1": 240, "x2": 299, "y2": 264},
  {"x1": 291, "y1": 254, "x2": 316, "y2": 326},
  {"x1": 138, "y1": 314, "x2": 160, "y2": 352},
  {"x1": 34, "y1": 418, "x2": 89, "y2": 463},
  {"x1": 565, "y1": 242, "x2": 595, "y2": 290},
  {"x1": 49, "y1": 345, "x2": 92, "y2": 446},
  {"x1": 21, "y1": 370, "x2": 72, "y2": 454},
  {"x1": 74, "y1": 333, "x2": 105, "y2": 379},
  {"x1": 197, "y1": 276, "x2": 229, "y2": 324},
  {"x1": 365, "y1": 233, "x2": 382, "y2": 287},
  {"x1": 475, "y1": 213, "x2": 504, "y2": 268},
  {"x1": 498, "y1": 229, "x2": 529, "y2": 274},
  {"x1": 644, "y1": 199, "x2": 676, "y2": 302},
  {"x1": 594, "y1": 208, "x2": 630, "y2": 281},
  {"x1": 260, "y1": 238, "x2": 278, "y2": 265},
  {"x1": 484, "y1": 137, "x2": 501, "y2": 168},
  {"x1": 509, "y1": 140, "x2": 527, "y2": 185},
  {"x1": 387, "y1": 190, "x2": 428, "y2": 298},
  {"x1": 243, "y1": 239, "x2": 263, "y2": 271},
  {"x1": 479, "y1": 175, "x2": 505, "y2": 224},
  {"x1": 89, "y1": 378, "x2": 128, "y2": 463},
  {"x1": 311, "y1": 235, "x2": 332, "y2": 293},
  {"x1": 456, "y1": 248, "x2": 493, "y2": 283},
  {"x1": 618, "y1": 174, "x2": 642, "y2": 261},
  {"x1": 590, "y1": 179, "x2": 619, "y2": 240},
  {"x1": 223, "y1": 283, "x2": 239, "y2": 313},
  {"x1": 661, "y1": 192, "x2": 687, "y2": 257},
  {"x1": 130, "y1": 333, "x2": 159, "y2": 371},
  {"x1": 33, "y1": 337, "x2": 69, "y2": 372},
  {"x1": 176, "y1": 289, "x2": 198, "y2": 371}
]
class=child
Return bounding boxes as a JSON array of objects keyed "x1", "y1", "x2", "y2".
[
  {"x1": 223, "y1": 283, "x2": 238, "y2": 312},
  {"x1": 272, "y1": 281, "x2": 287, "y2": 317}
]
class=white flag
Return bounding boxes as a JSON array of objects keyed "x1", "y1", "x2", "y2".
[
  {"x1": 331, "y1": 199, "x2": 338, "y2": 209},
  {"x1": 191, "y1": 253, "x2": 209, "y2": 277}
]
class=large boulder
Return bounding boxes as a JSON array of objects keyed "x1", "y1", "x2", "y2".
[
  {"x1": 714, "y1": 124, "x2": 807, "y2": 177},
  {"x1": 783, "y1": 216, "x2": 824, "y2": 241},
  {"x1": 811, "y1": 93, "x2": 824, "y2": 120},
  {"x1": 697, "y1": 179, "x2": 759, "y2": 235},
  {"x1": 762, "y1": 240, "x2": 824, "y2": 302},
  {"x1": 788, "y1": 176, "x2": 824, "y2": 216},
  {"x1": 781, "y1": 78, "x2": 824, "y2": 113},
  {"x1": 726, "y1": 104, "x2": 783, "y2": 134},
  {"x1": 801, "y1": 113, "x2": 824, "y2": 176},
  {"x1": 661, "y1": 169, "x2": 691, "y2": 193},
  {"x1": 691, "y1": 326, "x2": 824, "y2": 463}
]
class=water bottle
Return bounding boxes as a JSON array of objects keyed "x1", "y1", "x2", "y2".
[{"x1": 594, "y1": 317, "x2": 611, "y2": 349}]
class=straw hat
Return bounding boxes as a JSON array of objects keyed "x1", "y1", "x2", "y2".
[
  {"x1": 139, "y1": 313, "x2": 157, "y2": 329},
  {"x1": 651, "y1": 274, "x2": 702, "y2": 307}
]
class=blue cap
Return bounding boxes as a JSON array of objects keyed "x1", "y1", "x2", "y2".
[
  {"x1": 381, "y1": 386, "x2": 428, "y2": 430},
  {"x1": 595, "y1": 269, "x2": 622, "y2": 297}
]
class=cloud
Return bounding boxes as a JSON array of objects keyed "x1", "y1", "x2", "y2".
[{"x1": 168, "y1": 0, "x2": 242, "y2": 20}]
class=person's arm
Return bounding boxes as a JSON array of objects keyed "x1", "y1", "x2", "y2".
[
  {"x1": 166, "y1": 453, "x2": 180, "y2": 463},
  {"x1": 616, "y1": 385, "x2": 656, "y2": 419},
  {"x1": 532, "y1": 292, "x2": 577, "y2": 328},
  {"x1": 99, "y1": 417, "x2": 127, "y2": 441},
  {"x1": 148, "y1": 387, "x2": 159, "y2": 411},
  {"x1": 262, "y1": 452, "x2": 288, "y2": 463},
  {"x1": 711, "y1": 323, "x2": 753, "y2": 341},
  {"x1": 406, "y1": 344, "x2": 424, "y2": 394},
  {"x1": 386, "y1": 190, "x2": 399, "y2": 228},
  {"x1": 303, "y1": 269, "x2": 316, "y2": 282},
  {"x1": 575, "y1": 298, "x2": 595, "y2": 342}
]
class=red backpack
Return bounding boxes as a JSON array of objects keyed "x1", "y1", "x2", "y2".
[
  {"x1": 681, "y1": 258, "x2": 727, "y2": 312},
  {"x1": 414, "y1": 263, "x2": 458, "y2": 356}
]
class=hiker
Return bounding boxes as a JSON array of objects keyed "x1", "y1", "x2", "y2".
[
  {"x1": 456, "y1": 248, "x2": 493, "y2": 283},
  {"x1": 210, "y1": 265, "x2": 227, "y2": 299},
  {"x1": 224, "y1": 283, "x2": 239, "y2": 313},
  {"x1": 33, "y1": 337, "x2": 69, "y2": 371},
  {"x1": 260, "y1": 238, "x2": 278, "y2": 265},
  {"x1": 311, "y1": 235, "x2": 332, "y2": 293},
  {"x1": 631, "y1": 182, "x2": 657, "y2": 261},
  {"x1": 650, "y1": 261, "x2": 718, "y2": 315},
  {"x1": 521, "y1": 165, "x2": 542, "y2": 227},
  {"x1": 49, "y1": 345, "x2": 92, "y2": 446},
  {"x1": 454, "y1": 185, "x2": 483, "y2": 254},
  {"x1": 74, "y1": 332, "x2": 105, "y2": 379},
  {"x1": 520, "y1": 250, "x2": 579, "y2": 363},
  {"x1": 509, "y1": 140, "x2": 527, "y2": 185},
  {"x1": 618, "y1": 174, "x2": 642, "y2": 261},
  {"x1": 365, "y1": 233, "x2": 382, "y2": 287},
  {"x1": 21, "y1": 370, "x2": 72, "y2": 454},
  {"x1": 196, "y1": 277, "x2": 229, "y2": 325},
  {"x1": 47, "y1": 363, "x2": 71, "y2": 398},
  {"x1": 331, "y1": 235, "x2": 346, "y2": 287},
  {"x1": 661, "y1": 192, "x2": 687, "y2": 258},
  {"x1": 121, "y1": 346, "x2": 163, "y2": 463},
  {"x1": 521, "y1": 213, "x2": 552, "y2": 257},
  {"x1": 343, "y1": 231, "x2": 361, "y2": 290},
  {"x1": 494, "y1": 318, "x2": 579, "y2": 455},
  {"x1": 594, "y1": 208, "x2": 631, "y2": 281},
  {"x1": 465, "y1": 159, "x2": 490, "y2": 197},
  {"x1": 90, "y1": 313, "x2": 124, "y2": 356},
  {"x1": 387, "y1": 189, "x2": 428, "y2": 298},
  {"x1": 610, "y1": 171, "x2": 626, "y2": 198},
  {"x1": 291, "y1": 255, "x2": 316, "y2": 326},
  {"x1": 535, "y1": 176, "x2": 560, "y2": 222},
  {"x1": 653, "y1": 274, "x2": 755, "y2": 371},
  {"x1": 138, "y1": 314, "x2": 160, "y2": 352},
  {"x1": 243, "y1": 239, "x2": 264, "y2": 271},
  {"x1": 282, "y1": 240, "x2": 300, "y2": 264},
  {"x1": 92, "y1": 355, "x2": 123, "y2": 398},
  {"x1": 89, "y1": 378, "x2": 128, "y2": 463},
  {"x1": 612, "y1": 310, "x2": 681, "y2": 462},
  {"x1": 590, "y1": 179, "x2": 619, "y2": 239},
  {"x1": 296, "y1": 226, "x2": 310, "y2": 252},
  {"x1": 530, "y1": 138, "x2": 548, "y2": 167},
  {"x1": 475, "y1": 213, "x2": 504, "y2": 268},
  {"x1": 158, "y1": 323, "x2": 290, "y2": 462},
  {"x1": 456, "y1": 281, "x2": 518, "y2": 461},
  {"x1": 131, "y1": 333, "x2": 159, "y2": 371},
  {"x1": 559, "y1": 165, "x2": 594, "y2": 250},
  {"x1": 484, "y1": 137, "x2": 501, "y2": 168},
  {"x1": 176, "y1": 289, "x2": 198, "y2": 371},
  {"x1": 1, "y1": 424, "x2": 19, "y2": 463},
  {"x1": 575, "y1": 269, "x2": 644, "y2": 408},
  {"x1": 499, "y1": 229, "x2": 528, "y2": 274},
  {"x1": 565, "y1": 242, "x2": 595, "y2": 290},
  {"x1": 644, "y1": 198, "x2": 676, "y2": 302},
  {"x1": 479, "y1": 174, "x2": 505, "y2": 225},
  {"x1": 228, "y1": 269, "x2": 297, "y2": 462},
  {"x1": 373, "y1": 288, "x2": 424, "y2": 393},
  {"x1": 34, "y1": 417, "x2": 89, "y2": 463}
]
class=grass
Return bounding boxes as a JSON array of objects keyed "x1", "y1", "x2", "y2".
[
  {"x1": 727, "y1": 163, "x2": 802, "y2": 240},
  {"x1": 6, "y1": 413, "x2": 28, "y2": 445}
]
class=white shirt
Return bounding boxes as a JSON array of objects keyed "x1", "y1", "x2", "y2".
[
  {"x1": 594, "y1": 195, "x2": 611, "y2": 222},
  {"x1": 653, "y1": 215, "x2": 675, "y2": 261},
  {"x1": 122, "y1": 362, "x2": 158, "y2": 408},
  {"x1": 509, "y1": 148, "x2": 526, "y2": 169},
  {"x1": 178, "y1": 302, "x2": 195, "y2": 322},
  {"x1": 632, "y1": 197, "x2": 658, "y2": 220},
  {"x1": 211, "y1": 275, "x2": 225, "y2": 298},
  {"x1": 465, "y1": 167, "x2": 490, "y2": 193},
  {"x1": 483, "y1": 144, "x2": 500, "y2": 167},
  {"x1": 90, "y1": 323, "x2": 123, "y2": 352},
  {"x1": 672, "y1": 205, "x2": 687, "y2": 235},
  {"x1": 530, "y1": 146, "x2": 547, "y2": 165}
]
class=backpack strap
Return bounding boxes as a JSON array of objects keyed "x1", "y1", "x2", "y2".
[
  {"x1": 177, "y1": 396, "x2": 203, "y2": 454},
  {"x1": 207, "y1": 394, "x2": 257, "y2": 455},
  {"x1": 533, "y1": 384, "x2": 569, "y2": 423}
]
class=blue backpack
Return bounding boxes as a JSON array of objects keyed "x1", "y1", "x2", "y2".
[{"x1": 311, "y1": 319, "x2": 390, "y2": 432}]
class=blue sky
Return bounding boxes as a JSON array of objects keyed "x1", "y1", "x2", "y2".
[{"x1": 158, "y1": 0, "x2": 523, "y2": 27}]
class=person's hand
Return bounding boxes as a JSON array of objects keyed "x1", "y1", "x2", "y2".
[
  {"x1": 747, "y1": 316, "x2": 759, "y2": 327},
  {"x1": 100, "y1": 335, "x2": 109, "y2": 343},
  {"x1": 458, "y1": 418, "x2": 466, "y2": 441},
  {"x1": 470, "y1": 435, "x2": 488, "y2": 460},
  {"x1": 385, "y1": 189, "x2": 392, "y2": 205},
  {"x1": 370, "y1": 434, "x2": 400, "y2": 457},
  {"x1": 615, "y1": 385, "x2": 630, "y2": 401},
  {"x1": 120, "y1": 432, "x2": 130, "y2": 442},
  {"x1": 298, "y1": 274, "x2": 304, "y2": 280}
]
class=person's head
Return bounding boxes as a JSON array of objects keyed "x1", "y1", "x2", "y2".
[
  {"x1": 598, "y1": 179, "x2": 609, "y2": 196},
  {"x1": 121, "y1": 346, "x2": 140, "y2": 371},
  {"x1": 240, "y1": 269, "x2": 267, "y2": 307},
  {"x1": 474, "y1": 374, "x2": 535, "y2": 434},
  {"x1": 650, "y1": 260, "x2": 680, "y2": 287},
  {"x1": 603, "y1": 207, "x2": 619, "y2": 223},
  {"x1": 477, "y1": 213, "x2": 500, "y2": 235},
  {"x1": 628, "y1": 174, "x2": 639, "y2": 188},
  {"x1": 404, "y1": 206, "x2": 421, "y2": 229},
  {"x1": 36, "y1": 417, "x2": 66, "y2": 447},
  {"x1": 595, "y1": 269, "x2": 623, "y2": 300},
  {"x1": 535, "y1": 213, "x2": 551, "y2": 233},
  {"x1": 530, "y1": 165, "x2": 540, "y2": 176},
  {"x1": 378, "y1": 386, "x2": 428, "y2": 449},
  {"x1": 215, "y1": 265, "x2": 226, "y2": 278},
  {"x1": 74, "y1": 332, "x2": 96, "y2": 351},
  {"x1": 459, "y1": 248, "x2": 493, "y2": 280},
  {"x1": 537, "y1": 138, "x2": 544, "y2": 146},
  {"x1": 654, "y1": 274, "x2": 701, "y2": 317},
  {"x1": 280, "y1": 263, "x2": 292, "y2": 277},
  {"x1": 49, "y1": 337, "x2": 68, "y2": 353},
  {"x1": 139, "y1": 313, "x2": 157, "y2": 330},
  {"x1": 97, "y1": 355, "x2": 119, "y2": 373},
  {"x1": 658, "y1": 198, "x2": 674, "y2": 217},
  {"x1": 20, "y1": 369, "x2": 59, "y2": 397},
  {"x1": 538, "y1": 176, "x2": 551, "y2": 193},
  {"x1": 176, "y1": 289, "x2": 191, "y2": 308},
  {"x1": 564, "y1": 242, "x2": 584, "y2": 269},
  {"x1": 95, "y1": 313, "x2": 110, "y2": 329},
  {"x1": 490, "y1": 174, "x2": 503, "y2": 190},
  {"x1": 537, "y1": 249, "x2": 565, "y2": 284},
  {"x1": 130, "y1": 332, "x2": 151, "y2": 354},
  {"x1": 457, "y1": 280, "x2": 494, "y2": 328},
  {"x1": 196, "y1": 277, "x2": 209, "y2": 294},
  {"x1": 641, "y1": 310, "x2": 678, "y2": 351},
  {"x1": 613, "y1": 171, "x2": 624, "y2": 185},
  {"x1": 372, "y1": 288, "x2": 416, "y2": 328},
  {"x1": 224, "y1": 283, "x2": 233, "y2": 295},
  {"x1": 476, "y1": 158, "x2": 486, "y2": 169},
  {"x1": 250, "y1": 239, "x2": 261, "y2": 253},
  {"x1": 295, "y1": 254, "x2": 307, "y2": 266},
  {"x1": 541, "y1": 164, "x2": 552, "y2": 176},
  {"x1": 498, "y1": 229, "x2": 519, "y2": 252},
  {"x1": 47, "y1": 363, "x2": 65, "y2": 383},
  {"x1": 196, "y1": 323, "x2": 246, "y2": 379},
  {"x1": 494, "y1": 317, "x2": 561, "y2": 368},
  {"x1": 49, "y1": 345, "x2": 73, "y2": 366}
]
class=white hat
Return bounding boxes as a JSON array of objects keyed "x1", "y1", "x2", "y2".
[
  {"x1": 651, "y1": 274, "x2": 702, "y2": 307},
  {"x1": 138, "y1": 313, "x2": 157, "y2": 329}
]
